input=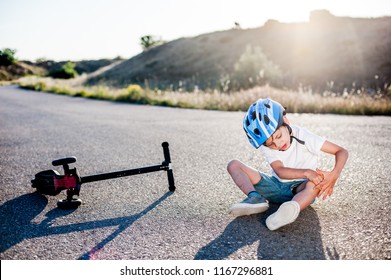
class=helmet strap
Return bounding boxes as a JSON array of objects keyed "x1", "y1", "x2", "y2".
[{"x1": 282, "y1": 123, "x2": 306, "y2": 145}]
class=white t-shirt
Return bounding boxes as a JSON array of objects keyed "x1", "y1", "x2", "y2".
[{"x1": 260, "y1": 125, "x2": 326, "y2": 182}]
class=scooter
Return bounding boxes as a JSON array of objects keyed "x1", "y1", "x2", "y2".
[{"x1": 31, "y1": 142, "x2": 175, "y2": 209}]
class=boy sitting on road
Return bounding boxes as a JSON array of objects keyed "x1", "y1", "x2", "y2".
[{"x1": 227, "y1": 98, "x2": 348, "y2": 230}]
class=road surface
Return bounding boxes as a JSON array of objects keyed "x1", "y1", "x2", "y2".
[{"x1": 0, "y1": 85, "x2": 390, "y2": 260}]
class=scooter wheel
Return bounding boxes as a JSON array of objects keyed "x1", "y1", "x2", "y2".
[{"x1": 57, "y1": 198, "x2": 82, "y2": 209}]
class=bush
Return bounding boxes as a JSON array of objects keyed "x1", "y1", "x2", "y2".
[
  {"x1": 116, "y1": 84, "x2": 148, "y2": 103},
  {"x1": 140, "y1": 35, "x2": 164, "y2": 51},
  {"x1": 230, "y1": 45, "x2": 282, "y2": 90},
  {"x1": 49, "y1": 62, "x2": 78, "y2": 79},
  {"x1": 0, "y1": 48, "x2": 17, "y2": 66}
]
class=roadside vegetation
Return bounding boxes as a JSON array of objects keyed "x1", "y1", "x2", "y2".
[{"x1": 17, "y1": 76, "x2": 391, "y2": 115}]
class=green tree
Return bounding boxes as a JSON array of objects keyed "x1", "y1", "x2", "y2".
[
  {"x1": 49, "y1": 61, "x2": 78, "y2": 79},
  {"x1": 0, "y1": 48, "x2": 17, "y2": 66},
  {"x1": 231, "y1": 45, "x2": 282, "y2": 90},
  {"x1": 140, "y1": 35, "x2": 164, "y2": 51}
]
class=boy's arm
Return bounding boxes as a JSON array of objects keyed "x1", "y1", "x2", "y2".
[
  {"x1": 270, "y1": 140, "x2": 348, "y2": 199},
  {"x1": 270, "y1": 161, "x2": 324, "y2": 186},
  {"x1": 316, "y1": 140, "x2": 349, "y2": 199}
]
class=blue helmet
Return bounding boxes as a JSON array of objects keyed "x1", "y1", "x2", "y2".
[{"x1": 243, "y1": 98, "x2": 285, "y2": 148}]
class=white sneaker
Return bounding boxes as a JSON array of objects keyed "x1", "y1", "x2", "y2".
[
  {"x1": 266, "y1": 201, "x2": 300, "y2": 231},
  {"x1": 229, "y1": 195, "x2": 269, "y2": 216}
]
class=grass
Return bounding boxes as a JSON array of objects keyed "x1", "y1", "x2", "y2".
[{"x1": 16, "y1": 76, "x2": 391, "y2": 115}]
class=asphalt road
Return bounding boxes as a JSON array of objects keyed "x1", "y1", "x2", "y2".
[{"x1": 0, "y1": 85, "x2": 390, "y2": 260}]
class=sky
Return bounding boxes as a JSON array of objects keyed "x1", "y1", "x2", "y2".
[{"x1": 1, "y1": 0, "x2": 390, "y2": 61}]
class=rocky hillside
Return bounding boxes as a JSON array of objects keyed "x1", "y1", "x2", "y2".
[
  {"x1": 86, "y1": 10, "x2": 391, "y2": 93},
  {"x1": 0, "y1": 62, "x2": 46, "y2": 81},
  {"x1": 0, "y1": 58, "x2": 120, "y2": 81}
]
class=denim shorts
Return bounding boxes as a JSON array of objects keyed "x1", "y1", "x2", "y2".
[{"x1": 253, "y1": 172, "x2": 307, "y2": 204}]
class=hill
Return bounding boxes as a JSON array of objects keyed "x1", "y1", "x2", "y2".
[
  {"x1": 86, "y1": 10, "x2": 391, "y2": 93},
  {"x1": 0, "y1": 58, "x2": 121, "y2": 81},
  {"x1": 0, "y1": 61, "x2": 46, "y2": 81}
]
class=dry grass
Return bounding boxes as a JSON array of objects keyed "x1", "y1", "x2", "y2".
[{"x1": 16, "y1": 76, "x2": 391, "y2": 115}]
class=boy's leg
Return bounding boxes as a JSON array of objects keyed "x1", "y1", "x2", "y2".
[
  {"x1": 292, "y1": 181, "x2": 320, "y2": 210},
  {"x1": 266, "y1": 181, "x2": 320, "y2": 230},
  {"x1": 227, "y1": 160, "x2": 269, "y2": 216},
  {"x1": 227, "y1": 159, "x2": 261, "y2": 195}
]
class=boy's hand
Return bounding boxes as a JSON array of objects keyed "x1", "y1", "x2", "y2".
[
  {"x1": 305, "y1": 169, "x2": 324, "y2": 186},
  {"x1": 314, "y1": 168, "x2": 338, "y2": 200}
]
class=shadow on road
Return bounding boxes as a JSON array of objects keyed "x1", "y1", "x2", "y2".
[
  {"x1": 0, "y1": 191, "x2": 173, "y2": 259},
  {"x1": 0, "y1": 192, "x2": 48, "y2": 254},
  {"x1": 194, "y1": 204, "x2": 326, "y2": 260}
]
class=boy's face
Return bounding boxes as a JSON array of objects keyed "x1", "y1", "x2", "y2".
[{"x1": 264, "y1": 126, "x2": 291, "y2": 151}]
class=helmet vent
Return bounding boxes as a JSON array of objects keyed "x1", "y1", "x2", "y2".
[
  {"x1": 251, "y1": 111, "x2": 256, "y2": 120},
  {"x1": 264, "y1": 103, "x2": 271, "y2": 109},
  {"x1": 254, "y1": 128, "x2": 260, "y2": 135},
  {"x1": 264, "y1": 115, "x2": 270, "y2": 125}
]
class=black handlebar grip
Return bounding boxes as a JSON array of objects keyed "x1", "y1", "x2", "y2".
[
  {"x1": 162, "y1": 142, "x2": 175, "y2": 191},
  {"x1": 162, "y1": 142, "x2": 171, "y2": 163}
]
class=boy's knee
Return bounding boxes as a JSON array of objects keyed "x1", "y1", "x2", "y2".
[{"x1": 227, "y1": 159, "x2": 241, "y2": 174}]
